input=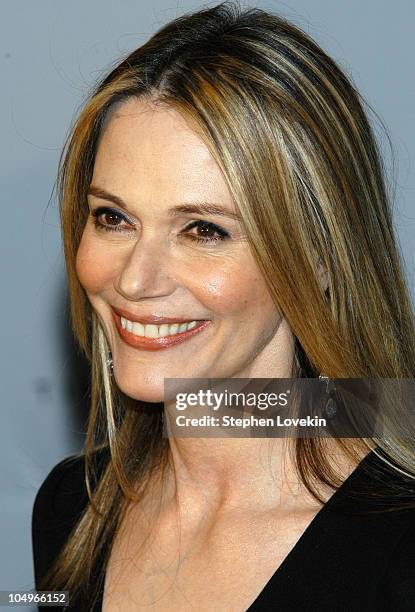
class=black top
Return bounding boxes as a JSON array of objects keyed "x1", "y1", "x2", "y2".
[{"x1": 32, "y1": 448, "x2": 415, "y2": 611}]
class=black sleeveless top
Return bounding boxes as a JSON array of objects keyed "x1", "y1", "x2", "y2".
[{"x1": 32, "y1": 448, "x2": 415, "y2": 611}]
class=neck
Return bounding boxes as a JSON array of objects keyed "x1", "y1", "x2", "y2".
[
  {"x1": 152, "y1": 437, "x2": 365, "y2": 530},
  {"x1": 162, "y1": 436, "x2": 306, "y2": 514}
]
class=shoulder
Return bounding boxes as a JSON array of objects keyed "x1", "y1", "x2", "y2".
[
  {"x1": 377, "y1": 509, "x2": 415, "y2": 610},
  {"x1": 33, "y1": 454, "x2": 87, "y2": 523},
  {"x1": 347, "y1": 451, "x2": 415, "y2": 610},
  {"x1": 32, "y1": 447, "x2": 109, "y2": 587}
]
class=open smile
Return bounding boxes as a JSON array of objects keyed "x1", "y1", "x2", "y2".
[{"x1": 111, "y1": 308, "x2": 212, "y2": 351}]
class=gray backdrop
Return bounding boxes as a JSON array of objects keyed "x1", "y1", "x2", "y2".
[{"x1": 1, "y1": 1, "x2": 414, "y2": 607}]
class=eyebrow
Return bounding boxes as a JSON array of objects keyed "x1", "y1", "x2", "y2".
[{"x1": 87, "y1": 186, "x2": 242, "y2": 220}]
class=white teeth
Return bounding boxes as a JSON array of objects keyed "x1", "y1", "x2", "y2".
[
  {"x1": 159, "y1": 324, "x2": 170, "y2": 337},
  {"x1": 168, "y1": 324, "x2": 179, "y2": 335},
  {"x1": 145, "y1": 324, "x2": 159, "y2": 338},
  {"x1": 120, "y1": 317, "x2": 200, "y2": 338},
  {"x1": 132, "y1": 321, "x2": 145, "y2": 336}
]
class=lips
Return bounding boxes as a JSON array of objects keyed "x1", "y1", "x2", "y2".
[
  {"x1": 110, "y1": 307, "x2": 212, "y2": 351},
  {"x1": 111, "y1": 306, "x2": 205, "y2": 325}
]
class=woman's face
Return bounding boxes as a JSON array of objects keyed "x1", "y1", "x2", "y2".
[{"x1": 76, "y1": 97, "x2": 294, "y2": 402}]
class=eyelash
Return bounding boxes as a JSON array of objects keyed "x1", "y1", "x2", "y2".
[{"x1": 90, "y1": 206, "x2": 230, "y2": 244}]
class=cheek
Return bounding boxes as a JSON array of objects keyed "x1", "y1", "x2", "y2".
[
  {"x1": 75, "y1": 231, "x2": 118, "y2": 294},
  {"x1": 190, "y1": 255, "x2": 276, "y2": 319}
]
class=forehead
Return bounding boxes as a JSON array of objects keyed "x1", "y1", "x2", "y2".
[{"x1": 92, "y1": 97, "x2": 232, "y2": 205}]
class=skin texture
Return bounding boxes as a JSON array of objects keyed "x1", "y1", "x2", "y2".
[
  {"x1": 76, "y1": 97, "x2": 296, "y2": 404},
  {"x1": 75, "y1": 97, "x2": 336, "y2": 513},
  {"x1": 77, "y1": 98, "x2": 355, "y2": 611}
]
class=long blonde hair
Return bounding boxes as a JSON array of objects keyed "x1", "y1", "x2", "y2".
[{"x1": 39, "y1": 2, "x2": 415, "y2": 607}]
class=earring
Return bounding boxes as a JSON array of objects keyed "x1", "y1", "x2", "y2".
[
  {"x1": 106, "y1": 351, "x2": 114, "y2": 377},
  {"x1": 318, "y1": 373, "x2": 337, "y2": 419}
]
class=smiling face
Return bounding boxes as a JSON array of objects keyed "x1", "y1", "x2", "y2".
[{"x1": 75, "y1": 97, "x2": 295, "y2": 402}]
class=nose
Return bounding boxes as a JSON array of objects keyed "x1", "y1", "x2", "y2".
[{"x1": 114, "y1": 233, "x2": 177, "y2": 301}]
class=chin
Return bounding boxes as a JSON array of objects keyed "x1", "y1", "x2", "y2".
[{"x1": 113, "y1": 372, "x2": 166, "y2": 404}]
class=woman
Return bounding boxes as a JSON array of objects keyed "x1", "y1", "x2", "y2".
[{"x1": 32, "y1": 2, "x2": 415, "y2": 610}]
